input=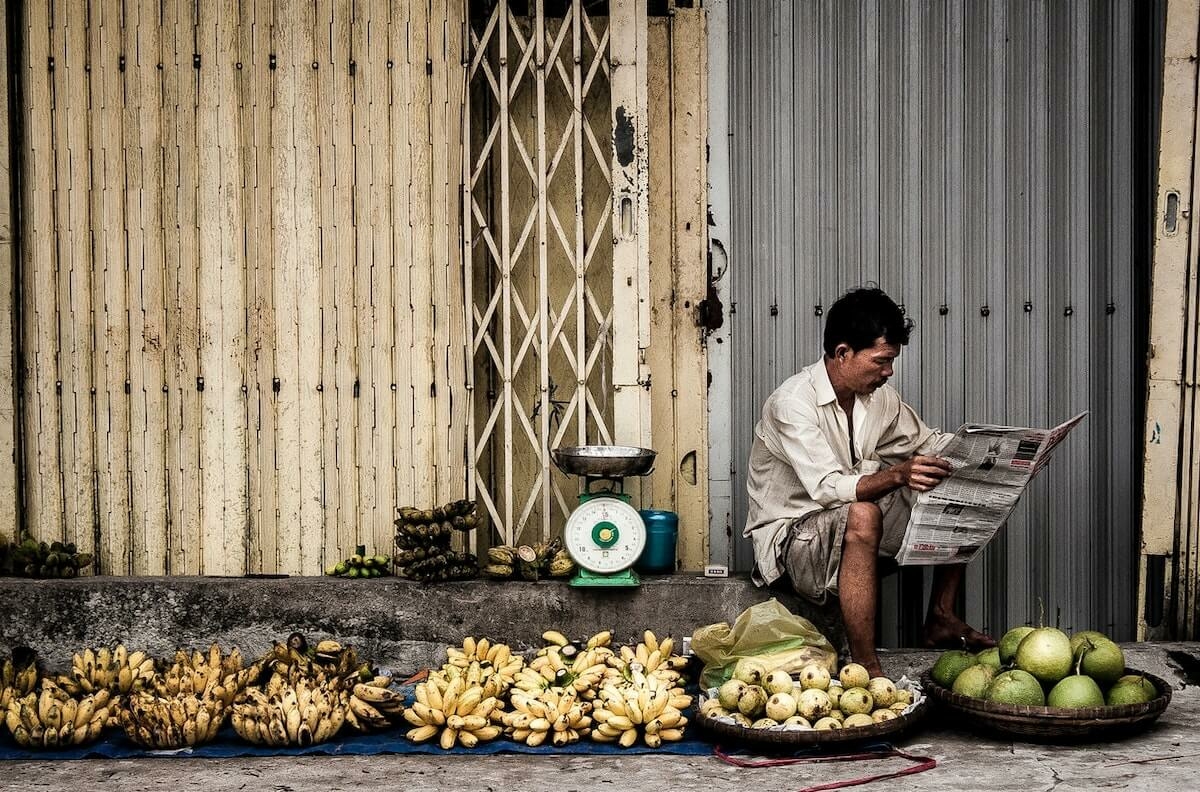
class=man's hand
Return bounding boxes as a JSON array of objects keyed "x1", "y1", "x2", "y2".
[{"x1": 894, "y1": 455, "x2": 952, "y2": 492}]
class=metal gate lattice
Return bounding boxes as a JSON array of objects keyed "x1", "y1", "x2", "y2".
[{"x1": 465, "y1": 0, "x2": 617, "y2": 546}]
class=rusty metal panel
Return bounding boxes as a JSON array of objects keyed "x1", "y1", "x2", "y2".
[{"x1": 724, "y1": 0, "x2": 1157, "y2": 642}]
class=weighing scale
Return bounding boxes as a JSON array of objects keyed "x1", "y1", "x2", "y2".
[{"x1": 551, "y1": 445, "x2": 656, "y2": 587}]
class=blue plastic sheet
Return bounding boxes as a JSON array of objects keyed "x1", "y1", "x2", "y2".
[{"x1": 0, "y1": 724, "x2": 717, "y2": 760}]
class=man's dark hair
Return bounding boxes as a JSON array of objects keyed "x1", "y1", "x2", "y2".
[{"x1": 822, "y1": 287, "x2": 914, "y2": 357}]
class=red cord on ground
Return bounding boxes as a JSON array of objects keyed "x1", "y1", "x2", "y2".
[{"x1": 713, "y1": 744, "x2": 937, "y2": 792}]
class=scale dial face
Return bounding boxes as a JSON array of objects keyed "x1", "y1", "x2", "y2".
[{"x1": 564, "y1": 497, "x2": 646, "y2": 574}]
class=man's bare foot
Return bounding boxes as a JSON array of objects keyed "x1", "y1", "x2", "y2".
[
  {"x1": 849, "y1": 655, "x2": 885, "y2": 679},
  {"x1": 922, "y1": 617, "x2": 996, "y2": 651},
  {"x1": 862, "y1": 663, "x2": 884, "y2": 679}
]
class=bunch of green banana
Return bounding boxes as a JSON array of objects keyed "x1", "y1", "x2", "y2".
[
  {"x1": 5, "y1": 538, "x2": 94, "y2": 578},
  {"x1": 502, "y1": 687, "x2": 593, "y2": 747},
  {"x1": 153, "y1": 644, "x2": 260, "y2": 707},
  {"x1": 1, "y1": 648, "x2": 41, "y2": 711},
  {"x1": 439, "y1": 637, "x2": 525, "y2": 698},
  {"x1": 4, "y1": 680, "x2": 112, "y2": 748},
  {"x1": 118, "y1": 691, "x2": 226, "y2": 749},
  {"x1": 324, "y1": 545, "x2": 391, "y2": 578},
  {"x1": 483, "y1": 541, "x2": 574, "y2": 581},
  {"x1": 396, "y1": 550, "x2": 479, "y2": 582},
  {"x1": 396, "y1": 499, "x2": 479, "y2": 533},
  {"x1": 401, "y1": 675, "x2": 503, "y2": 749},
  {"x1": 231, "y1": 680, "x2": 347, "y2": 747},
  {"x1": 589, "y1": 669, "x2": 692, "y2": 748},
  {"x1": 345, "y1": 677, "x2": 407, "y2": 732},
  {"x1": 56, "y1": 645, "x2": 156, "y2": 699},
  {"x1": 393, "y1": 499, "x2": 481, "y2": 583}
]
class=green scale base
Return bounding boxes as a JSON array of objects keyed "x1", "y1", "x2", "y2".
[{"x1": 568, "y1": 567, "x2": 641, "y2": 588}]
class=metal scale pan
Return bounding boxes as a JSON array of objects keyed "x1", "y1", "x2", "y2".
[{"x1": 551, "y1": 445, "x2": 656, "y2": 479}]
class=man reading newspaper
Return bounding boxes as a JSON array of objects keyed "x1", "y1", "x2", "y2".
[{"x1": 743, "y1": 287, "x2": 994, "y2": 678}]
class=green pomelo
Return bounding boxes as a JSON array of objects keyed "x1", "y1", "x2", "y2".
[
  {"x1": 1015, "y1": 627, "x2": 1074, "y2": 684},
  {"x1": 975, "y1": 647, "x2": 1002, "y2": 671},
  {"x1": 1078, "y1": 638, "x2": 1125, "y2": 686},
  {"x1": 998, "y1": 626, "x2": 1036, "y2": 665},
  {"x1": 1106, "y1": 676, "x2": 1157, "y2": 706},
  {"x1": 1069, "y1": 630, "x2": 1112, "y2": 657},
  {"x1": 1047, "y1": 675, "x2": 1105, "y2": 708},
  {"x1": 931, "y1": 650, "x2": 977, "y2": 688},
  {"x1": 951, "y1": 664, "x2": 996, "y2": 699},
  {"x1": 986, "y1": 669, "x2": 1045, "y2": 707}
]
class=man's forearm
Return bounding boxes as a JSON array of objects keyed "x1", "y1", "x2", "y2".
[{"x1": 853, "y1": 467, "x2": 906, "y2": 502}]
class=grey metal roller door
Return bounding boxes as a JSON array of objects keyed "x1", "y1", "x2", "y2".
[{"x1": 724, "y1": 0, "x2": 1163, "y2": 643}]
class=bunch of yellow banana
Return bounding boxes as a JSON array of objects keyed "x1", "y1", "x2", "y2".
[
  {"x1": 1, "y1": 652, "x2": 40, "y2": 711},
  {"x1": 345, "y1": 676, "x2": 407, "y2": 732},
  {"x1": 231, "y1": 680, "x2": 347, "y2": 747},
  {"x1": 153, "y1": 644, "x2": 261, "y2": 707},
  {"x1": 512, "y1": 664, "x2": 552, "y2": 694},
  {"x1": 523, "y1": 646, "x2": 612, "y2": 700},
  {"x1": 606, "y1": 631, "x2": 689, "y2": 687},
  {"x1": 584, "y1": 630, "x2": 614, "y2": 649},
  {"x1": 564, "y1": 646, "x2": 615, "y2": 699},
  {"x1": 527, "y1": 646, "x2": 572, "y2": 689},
  {"x1": 261, "y1": 635, "x2": 373, "y2": 687},
  {"x1": 533, "y1": 629, "x2": 576, "y2": 657},
  {"x1": 441, "y1": 637, "x2": 524, "y2": 700},
  {"x1": 56, "y1": 645, "x2": 156, "y2": 698},
  {"x1": 402, "y1": 674, "x2": 503, "y2": 749},
  {"x1": 589, "y1": 669, "x2": 692, "y2": 748},
  {"x1": 4, "y1": 680, "x2": 112, "y2": 748},
  {"x1": 502, "y1": 687, "x2": 593, "y2": 747},
  {"x1": 118, "y1": 690, "x2": 226, "y2": 749},
  {"x1": 537, "y1": 629, "x2": 614, "y2": 653}
]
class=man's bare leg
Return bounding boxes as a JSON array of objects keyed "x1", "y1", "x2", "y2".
[
  {"x1": 838, "y1": 502, "x2": 884, "y2": 677},
  {"x1": 922, "y1": 564, "x2": 996, "y2": 649}
]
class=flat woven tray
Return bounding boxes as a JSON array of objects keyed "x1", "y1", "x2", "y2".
[
  {"x1": 693, "y1": 695, "x2": 929, "y2": 750},
  {"x1": 919, "y1": 668, "x2": 1172, "y2": 743}
]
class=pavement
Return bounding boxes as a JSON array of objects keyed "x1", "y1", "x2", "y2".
[{"x1": 3, "y1": 643, "x2": 1198, "y2": 792}]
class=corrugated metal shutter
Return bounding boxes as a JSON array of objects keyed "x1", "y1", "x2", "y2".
[{"x1": 724, "y1": 0, "x2": 1161, "y2": 643}]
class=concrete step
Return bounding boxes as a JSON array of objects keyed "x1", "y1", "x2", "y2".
[{"x1": 0, "y1": 574, "x2": 845, "y2": 673}]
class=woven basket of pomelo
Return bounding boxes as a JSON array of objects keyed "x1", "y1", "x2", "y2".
[
  {"x1": 921, "y1": 667, "x2": 1170, "y2": 742},
  {"x1": 921, "y1": 627, "x2": 1172, "y2": 742}
]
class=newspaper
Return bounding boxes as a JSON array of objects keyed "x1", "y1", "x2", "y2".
[{"x1": 894, "y1": 412, "x2": 1088, "y2": 566}]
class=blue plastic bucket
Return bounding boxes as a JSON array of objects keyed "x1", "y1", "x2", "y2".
[{"x1": 636, "y1": 509, "x2": 678, "y2": 574}]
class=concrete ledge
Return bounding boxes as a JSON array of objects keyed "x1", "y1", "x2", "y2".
[{"x1": 0, "y1": 574, "x2": 844, "y2": 674}]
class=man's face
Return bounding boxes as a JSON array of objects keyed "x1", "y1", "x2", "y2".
[{"x1": 834, "y1": 337, "x2": 900, "y2": 395}]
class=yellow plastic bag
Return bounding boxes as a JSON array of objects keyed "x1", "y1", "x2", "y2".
[{"x1": 690, "y1": 598, "x2": 838, "y2": 690}]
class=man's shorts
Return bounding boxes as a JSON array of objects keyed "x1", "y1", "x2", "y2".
[{"x1": 783, "y1": 489, "x2": 913, "y2": 605}]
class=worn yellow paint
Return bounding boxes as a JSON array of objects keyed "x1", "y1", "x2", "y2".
[
  {"x1": 646, "y1": 10, "x2": 709, "y2": 571},
  {"x1": 0, "y1": 0, "x2": 15, "y2": 541},
  {"x1": 1141, "y1": 0, "x2": 1200, "y2": 639},
  {"x1": 8, "y1": 0, "x2": 711, "y2": 574},
  {"x1": 12, "y1": 0, "x2": 469, "y2": 575}
]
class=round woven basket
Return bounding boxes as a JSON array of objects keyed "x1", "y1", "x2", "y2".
[
  {"x1": 693, "y1": 695, "x2": 930, "y2": 749},
  {"x1": 920, "y1": 668, "x2": 1172, "y2": 743}
]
